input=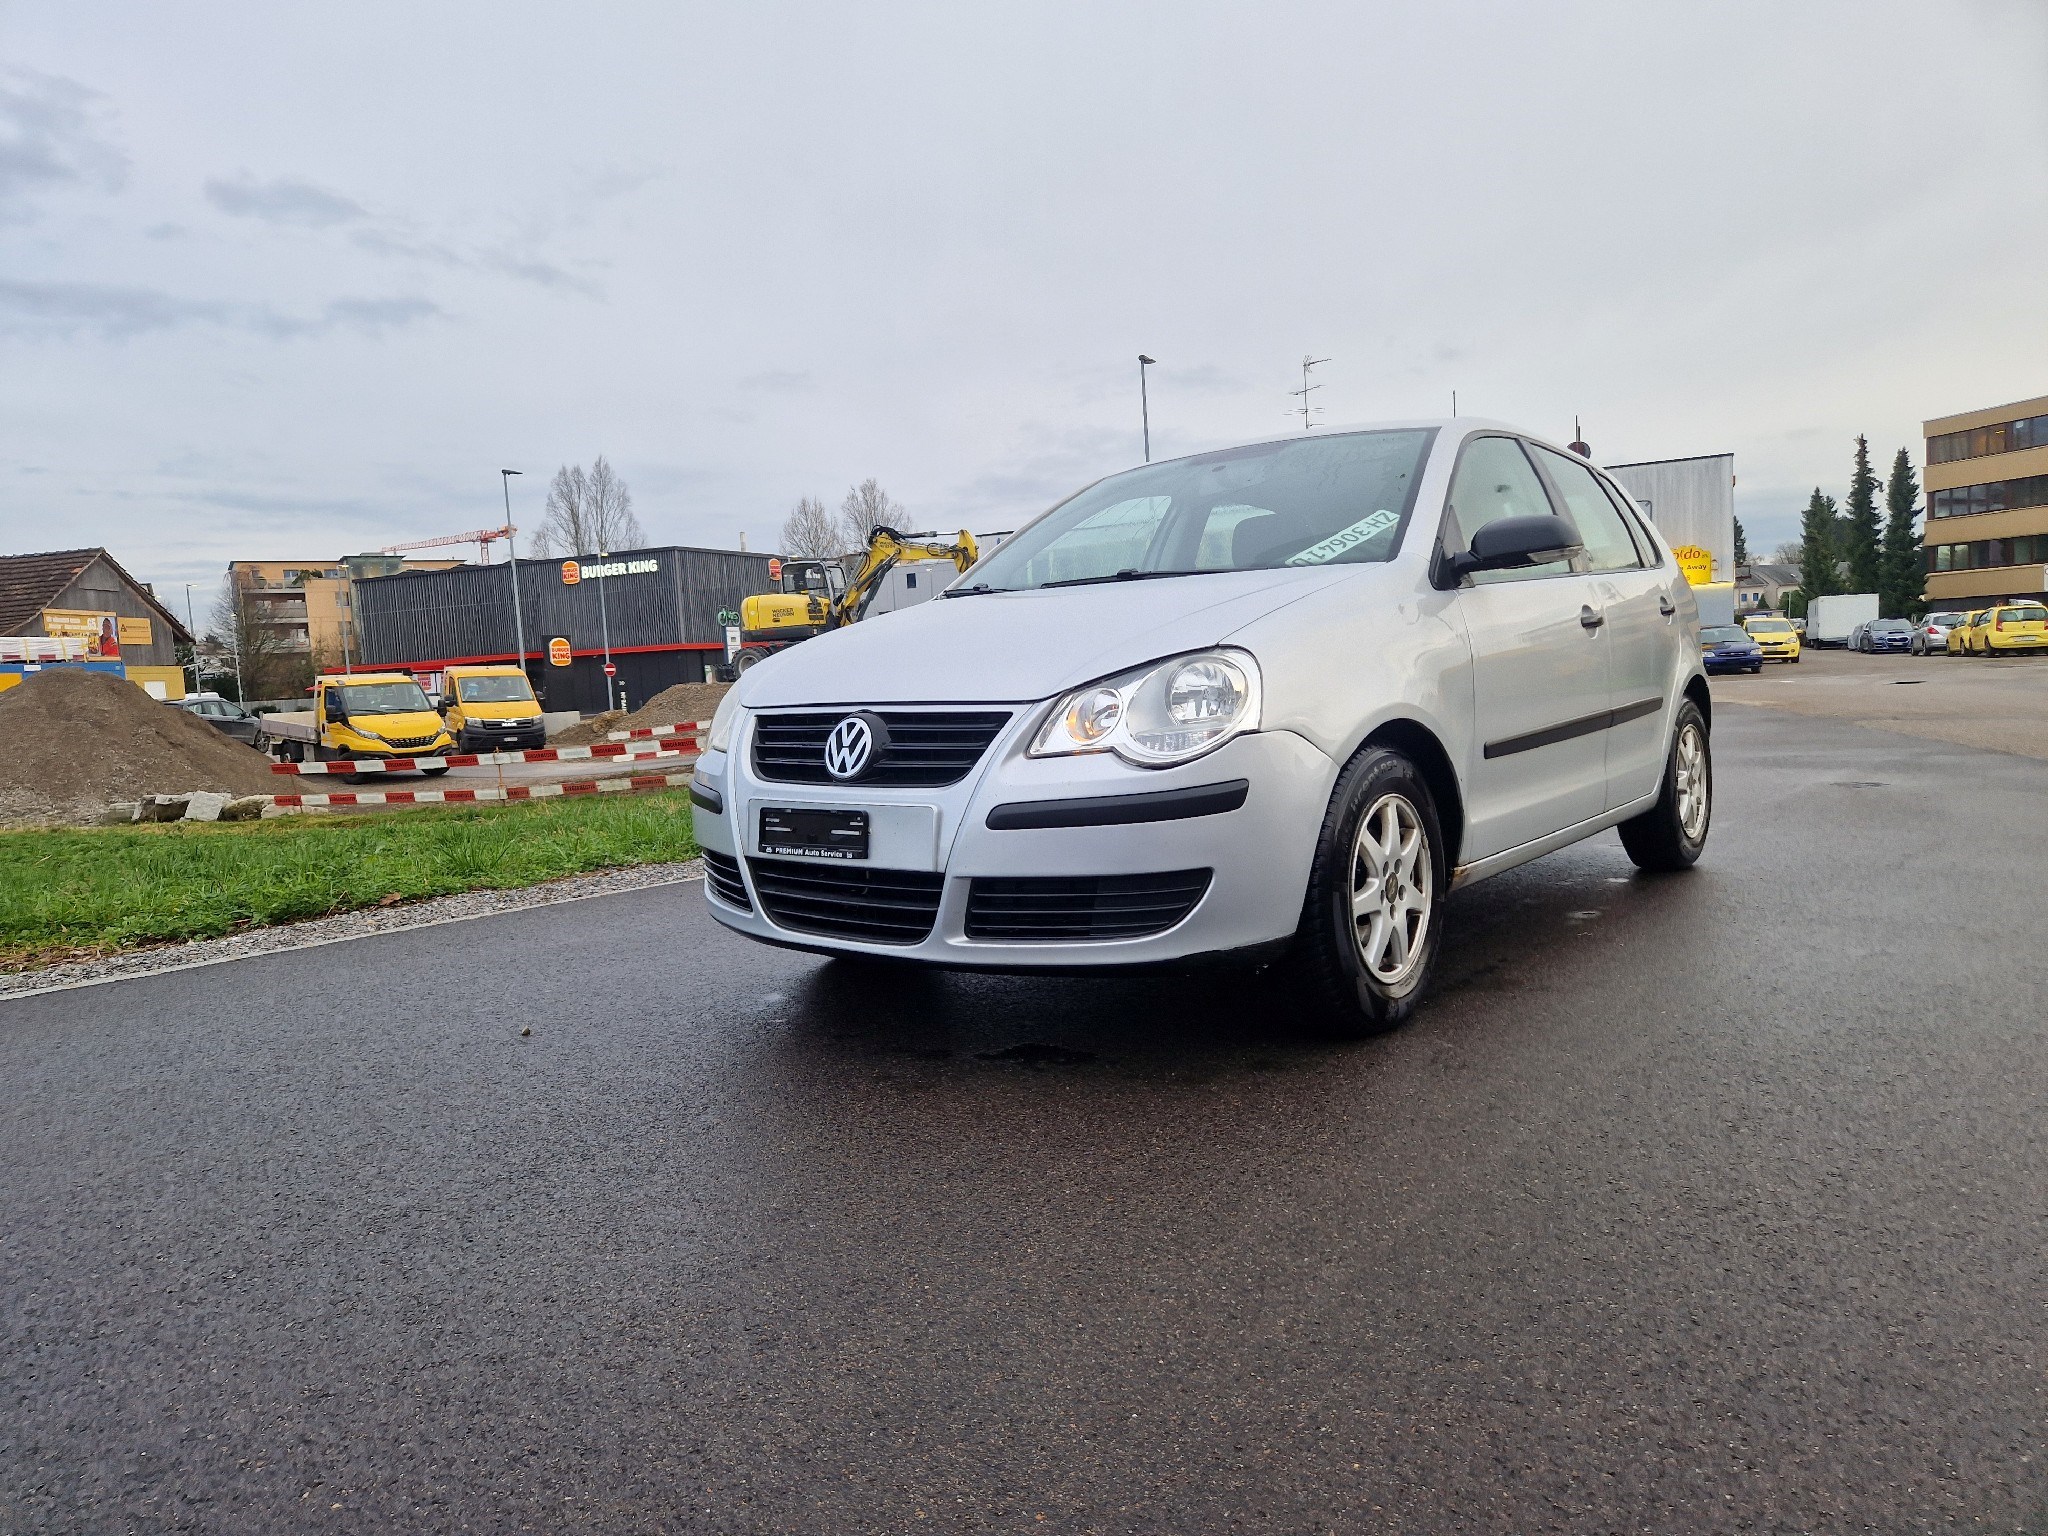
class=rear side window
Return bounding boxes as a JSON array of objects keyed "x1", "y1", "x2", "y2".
[
  {"x1": 1444, "y1": 436, "x2": 1572, "y2": 584},
  {"x1": 1530, "y1": 445, "x2": 1645, "y2": 573}
]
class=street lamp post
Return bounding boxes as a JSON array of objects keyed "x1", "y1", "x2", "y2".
[
  {"x1": 1138, "y1": 355, "x2": 1155, "y2": 462},
  {"x1": 183, "y1": 583, "x2": 198, "y2": 695},
  {"x1": 500, "y1": 469, "x2": 529, "y2": 680},
  {"x1": 595, "y1": 544, "x2": 615, "y2": 712}
]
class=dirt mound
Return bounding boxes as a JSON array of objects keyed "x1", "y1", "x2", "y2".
[
  {"x1": 549, "y1": 681, "x2": 729, "y2": 747},
  {"x1": 0, "y1": 670, "x2": 280, "y2": 827}
]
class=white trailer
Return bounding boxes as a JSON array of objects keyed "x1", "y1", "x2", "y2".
[{"x1": 1806, "y1": 593, "x2": 1878, "y2": 647}]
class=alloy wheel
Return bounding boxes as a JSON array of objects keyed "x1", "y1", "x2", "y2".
[
  {"x1": 1350, "y1": 793, "x2": 1433, "y2": 984},
  {"x1": 1675, "y1": 722, "x2": 1709, "y2": 842}
]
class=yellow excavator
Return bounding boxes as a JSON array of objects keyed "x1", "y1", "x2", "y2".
[{"x1": 733, "y1": 525, "x2": 981, "y2": 673}]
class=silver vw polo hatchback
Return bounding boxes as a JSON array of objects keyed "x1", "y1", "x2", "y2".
[{"x1": 693, "y1": 420, "x2": 1711, "y2": 1035}]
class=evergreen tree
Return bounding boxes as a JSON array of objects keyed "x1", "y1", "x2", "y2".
[
  {"x1": 1879, "y1": 446, "x2": 1923, "y2": 618},
  {"x1": 1799, "y1": 489, "x2": 1840, "y2": 604},
  {"x1": 1843, "y1": 435, "x2": 1883, "y2": 592},
  {"x1": 1732, "y1": 516, "x2": 1749, "y2": 567}
]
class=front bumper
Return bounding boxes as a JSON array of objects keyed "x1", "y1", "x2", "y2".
[
  {"x1": 694, "y1": 715, "x2": 1337, "y2": 970},
  {"x1": 459, "y1": 726, "x2": 547, "y2": 751}
]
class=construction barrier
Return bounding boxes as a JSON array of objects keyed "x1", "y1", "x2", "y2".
[
  {"x1": 271, "y1": 768, "x2": 701, "y2": 808},
  {"x1": 270, "y1": 741, "x2": 697, "y2": 775},
  {"x1": 607, "y1": 719, "x2": 712, "y2": 743}
]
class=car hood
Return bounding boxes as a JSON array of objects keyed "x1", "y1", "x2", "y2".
[{"x1": 736, "y1": 568, "x2": 1351, "y2": 707}]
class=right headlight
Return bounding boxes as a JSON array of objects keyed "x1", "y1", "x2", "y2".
[
  {"x1": 1030, "y1": 649, "x2": 1261, "y2": 768},
  {"x1": 705, "y1": 687, "x2": 745, "y2": 754}
]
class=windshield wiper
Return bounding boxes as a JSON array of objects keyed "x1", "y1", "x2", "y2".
[
  {"x1": 940, "y1": 582, "x2": 1007, "y2": 598},
  {"x1": 1040, "y1": 568, "x2": 1209, "y2": 589}
]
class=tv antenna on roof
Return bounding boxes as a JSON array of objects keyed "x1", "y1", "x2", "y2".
[{"x1": 1290, "y1": 354, "x2": 1330, "y2": 431}]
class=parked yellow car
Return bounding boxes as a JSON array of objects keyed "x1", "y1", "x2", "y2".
[
  {"x1": 1946, "y1": 610, "x2": 1985, "y2": 655},
  {"x1": 1742, "y1": 615, "x2": 1802, "y2": 662},
  {"x1": 1967, "y1": 602, "x2": 2048, "y2": 655}
]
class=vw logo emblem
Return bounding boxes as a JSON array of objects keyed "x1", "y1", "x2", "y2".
[{"x1": 824, "y1": 713, "x2": 885, "y2": 781}]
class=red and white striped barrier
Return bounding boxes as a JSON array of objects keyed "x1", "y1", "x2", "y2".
[
  {"x1": 270, "y1": 741, "x2": 698, "y2": 775},
  {"x1": 606, "y1": 719, "x2": 711, "y2": 743},
  {"x1": 271, "y1": 768, "x2": 700, "y2": 809}
]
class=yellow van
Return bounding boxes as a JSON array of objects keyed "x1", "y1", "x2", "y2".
[{"x1": 440, "y1": 665, "x2": 546, "y2": 750}]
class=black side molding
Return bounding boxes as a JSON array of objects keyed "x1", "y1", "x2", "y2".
[
  {"x1": 985, "y1": 778, "x2": 1250, "y2": 831},
  {"x1": 1483, "y1": 697, "x2": 1663, "y2": 760},
  {"x1": 688, "y1": 777, "x2": 724, "y2": 814}
]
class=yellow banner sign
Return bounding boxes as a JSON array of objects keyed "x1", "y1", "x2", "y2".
[
  {"x1": 118, "y1": 616, "x2": 153, "y2": 646},
  {"x1": 41, "y1": 609, "x2": 124, "y2": 656},
  {"x1": 1672, "y1": 545, "x2": 1714, "y2": 586}
]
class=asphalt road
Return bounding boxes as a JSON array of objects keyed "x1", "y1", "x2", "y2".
[{"x1": 5, "y1": 703, "x2": 2045, "y2": 1534}]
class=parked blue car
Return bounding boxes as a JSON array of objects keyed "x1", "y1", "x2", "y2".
[
  {"x1": 1700, "y1": 625, "x2": 1764, "y2": 674},
  {"x1": 1850, "y1": 618, "x2": 1914, "y2": 653}
]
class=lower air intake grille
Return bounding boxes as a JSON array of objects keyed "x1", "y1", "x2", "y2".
[
  {"x1": 702, "y1": 850, "x2": 751, "y2": 911},
  {"x1": 747, "y1": 859, "x2": 946, "y2": 945},
  {"x1": 964, "y1": 869, "x2": 1213, "y2": 942}
]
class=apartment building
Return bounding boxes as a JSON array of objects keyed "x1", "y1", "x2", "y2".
[
  {"x1": 1922, "y1": 392, "x2": 2048, "y2": 607},
  {"x1": 227, "y1": 554, "x2": 463, "y2": 665}
]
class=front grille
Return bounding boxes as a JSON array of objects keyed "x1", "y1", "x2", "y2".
[
  {"x1": 747, "y1": 859, "x2": 945, "y2": 945},
  {"x1": 752, "y1": 710, "x2": 1012, "y2": 788},
  {"x1": 383, "y1": 733, "x2": 444, "y2": 752},
  {"x1": 702, "y1": 850, "x2": 751, "y2": 911},
  {"x1": 964, "y1": 869, "x2": 1213, "y2": 942}
]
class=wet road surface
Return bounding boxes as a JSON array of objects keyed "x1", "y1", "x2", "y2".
[{"x1": 4, "y1": 706, "x2": 2045, "y2": 1533}]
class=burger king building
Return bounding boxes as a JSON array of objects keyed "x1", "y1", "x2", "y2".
[{"x1": 353, "y1": 543, "x2": 777, "y2": 714}]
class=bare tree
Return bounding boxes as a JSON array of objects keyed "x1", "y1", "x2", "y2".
[
  {"x1": 1771, "y1": 540, "x2": 1804, "y2": 565},
  {"x1": 530, "y1": 455, "x2": 646, "y2": 555},
  {"x1": 838, "y1": 477, "x2": 904, "y2": 550},
  {"x1": 780, "y1": 495, "x2": 839, "y2": 558},
  {"x1": 210, "y1": 571, "x2": 312, "y2": 703}
]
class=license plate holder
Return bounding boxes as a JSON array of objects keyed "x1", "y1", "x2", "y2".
[{"x1": 759, "y1": 806, "x2": 870, "y2": 861}]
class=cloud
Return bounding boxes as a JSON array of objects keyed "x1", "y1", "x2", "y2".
[
  {"x1": 205, "y1": 173, "x2": 365, "y2": 227},
  {"x1": 0, "y1": 278, "x2": 442, "y2": 339},
  {"x1": 0, "y1": 67, "x2": 126, "y2": 217},
  {"x1": 737, "y1": 369, "x2": 814, "y2": 393},
  {"x1": 351, "y1": 226, "x2": 598, "y2": 295}
]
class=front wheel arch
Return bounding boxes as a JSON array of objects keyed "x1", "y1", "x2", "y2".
[{"x1": 1357, "y1": 717, "x2": 1465, "y2": 872}]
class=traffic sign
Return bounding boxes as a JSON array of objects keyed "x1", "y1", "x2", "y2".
[{"x1": 603, "y1": 662, "x2": 617, "y2": 677}]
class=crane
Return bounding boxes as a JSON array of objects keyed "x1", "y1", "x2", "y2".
[{"x1": 380, "y1": 524, "x2": 516, "y2": 564}]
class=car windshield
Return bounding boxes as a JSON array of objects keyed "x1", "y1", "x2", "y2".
[
  {"x1": 1748, "y1": 620, "x2": 1792, "y2": 633},
  {"x1": 953, "y1": 428, "x2": 1435, "y2": 593},
  {"x1": 458, "y1": 676, "x2": 535, "y2": 703},
  {"x1": 338, "y1": 681, "x2": 431, "y2": 714},
  {"x1": 1701, "y1": 627, "x2": 1747, "y2": 642}
]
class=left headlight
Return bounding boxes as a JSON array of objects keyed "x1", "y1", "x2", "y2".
[
  {"x1": 706, "y1": 687, "x2": 745, "y2": 754},
  {"x1": 1031, "y1": 649, "x2": 1261, "y2": 768}
]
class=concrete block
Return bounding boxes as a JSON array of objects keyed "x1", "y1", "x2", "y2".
[
  {"x1": 182, "y1": 791, "x2": 231, "y2": 822},
  {"x1": 103, "y1": 802, "x2": 141, "y2": 825},
  {"x1": 220, "y1": 795, "x2": 270, "y2": 822},
  {"x1": 138, "y1": 794, "x2": 191, "y2": 822}
]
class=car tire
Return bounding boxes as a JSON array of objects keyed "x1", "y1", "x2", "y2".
[
  {"x1": 1618, "y1": 699, "x2": 1711, "y2": 874},
  {"x1": 1287, "y1": 745, "x2": 1448, "y2": 1040},
  {"x1": 422, "y1": 765, "x2": 451, "y2": 778}
]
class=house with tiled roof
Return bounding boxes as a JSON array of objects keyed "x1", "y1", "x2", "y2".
[{"x1": 0, "y1": 548, "x2": 193, "y2": 672}]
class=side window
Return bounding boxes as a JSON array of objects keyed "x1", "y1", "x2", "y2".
[
  {"x1": 1443, "y1": 436, "x2": 1570, "y2": 584},
  {"x1": 1531, "y1": 445, "x2": 1645, "y2": 573}
]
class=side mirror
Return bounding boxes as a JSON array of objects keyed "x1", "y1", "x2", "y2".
[{"x1": 1448, "y1": 514, "x2": 1583, "y2": 578}]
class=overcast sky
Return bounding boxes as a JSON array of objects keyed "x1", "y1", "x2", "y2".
[{"x1": 4, "y1": 0, "x2": 2046, "y2": 602}]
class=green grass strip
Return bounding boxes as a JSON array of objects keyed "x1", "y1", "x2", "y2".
[{"x1": 0, "y1": 792, "x2": 700, "y2": 968}]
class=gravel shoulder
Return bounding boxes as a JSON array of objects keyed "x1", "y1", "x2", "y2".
[{"x1": 0, "y1": 858, "x2": 702, "y2": 999}]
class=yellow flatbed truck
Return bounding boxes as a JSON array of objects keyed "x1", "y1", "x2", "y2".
[{"x1": 256, "y1": 672, "x2": 456, "y2": 778}]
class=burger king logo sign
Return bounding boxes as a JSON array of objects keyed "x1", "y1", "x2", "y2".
[{"x1": 561, "y1": 560, "x2": 580, "y2": 584}]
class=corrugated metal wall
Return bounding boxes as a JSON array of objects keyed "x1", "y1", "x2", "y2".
[
  {"x1": 355, "y1": 544, "x2": 777, "y2": 664},
  {"x1": 1606, "y1": 456, "x2": 1736, "y2": 581}
]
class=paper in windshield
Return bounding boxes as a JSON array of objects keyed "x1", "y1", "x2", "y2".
[{"x1": 1284, "y1": 509, "x2": 1401, "y2": 566}]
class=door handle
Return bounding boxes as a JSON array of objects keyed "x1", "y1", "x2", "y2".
[
  {"x1": 1580, "y1": 605, "x2": 1605, "y2": 630},
  {"x1": 1658, "y1": 595, "x2": 1676, "y2": 617}
]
